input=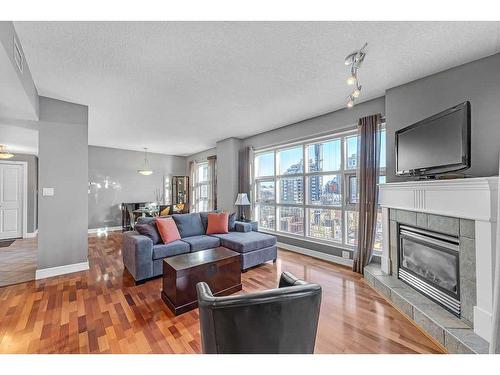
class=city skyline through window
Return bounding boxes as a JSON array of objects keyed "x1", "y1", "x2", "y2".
[{"x1": 253, "y1": 128, "x2": 386, "y2": 253}]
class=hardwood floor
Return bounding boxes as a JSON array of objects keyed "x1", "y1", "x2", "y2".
[
  {"x1": 0, "y1": 232, "x2": 444, "y2": 354},
  {"x1": 0, "y1": 237, "x2": 37, "y2": 287}
]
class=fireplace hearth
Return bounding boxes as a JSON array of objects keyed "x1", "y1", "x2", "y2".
[{"x1": 398, "y1": 225, "x2": 461, "y2": 316}]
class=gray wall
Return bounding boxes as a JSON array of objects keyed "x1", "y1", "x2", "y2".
[
  {"x1": 216, "y1": 138, "x2": 242, "y2": 212},
  {"x1": 186, "y1": 147, "x2": 216, "y2": 169},
  {"x1": 38, "y1": 96, "x2": 89, "y2": 269},
  {"x1": 386, "y1": 53, "x2": 500, "y2": 182},
  {"x1": 6, "y1": 153, "x2": 38, "y2": 233},
  {"x1": 242, "y1": 97, "x2": 386, "y2": 150},
  {"x1": 88, "y1": 146, "x2": 186, "y2": 229},
  {"x1": 0, "y1": 22, "x2": 38, "y2": 120}
]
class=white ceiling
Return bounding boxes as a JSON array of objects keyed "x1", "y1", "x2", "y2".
[
  {"x1": 13, "y1": 21, "x2": 500, "y2": 156},
  {"x1": 0, "y1": 123, "x2": 38, "y2": 155}
]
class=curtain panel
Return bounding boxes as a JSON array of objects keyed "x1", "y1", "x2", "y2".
[
  {"x1": 188, "y1": 161, "x2": 196, "y2": 212},
  {"x1": 238, "y1": 147, "x2": 254, "y2": 219},
  {"x1": 353, "y1": 113, "x2": 382, "y2": 274},
  {"x1": 207, "y1": 155, "x2": 217, "y2": 211}
]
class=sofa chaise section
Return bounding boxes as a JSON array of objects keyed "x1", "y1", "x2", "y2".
[
  {"x1": 210, "y1": 231, "x2": 277, "y2": 270},
  {"x1": 210, "y1": 231, "x2": 276, "y2": 253}
]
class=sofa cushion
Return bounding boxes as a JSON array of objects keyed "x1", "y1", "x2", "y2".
[
  {"x1": 210, "y1": 231, "x2": 277, "y2": 253},
  {"x1": 152, "y1": 240, "x2": 190, "y2": 260},
  {"x1": 172, "y1": 213, "x2": 204, "y2": 238},
  {"x1": 206, "y1": 212, "x2": 229, "y2": 234},
  {"x1": 200, "y1": 211, "x2": 214, "y2": 233},
  {"x1": 136, "y1": 216, "x2": 156, "y2": 225},
  {"x1": 228, "y1": 212, "x2": 237, "y2": 231},
  {"x1": 156, "y1": 217, "x2": 181, "y2": 244},
  {"x1": 235, "y1": 221, "x2": 252, "y2": 233},
  {"x1": 181, "y1": 235, "x2": 221, "y2": 252},
  {"x1": 134, "y1": 223, "x2": 161, "y2": 244},
  {"x1": 200, "y1": 211, "x2": 237, "y2": 232}
]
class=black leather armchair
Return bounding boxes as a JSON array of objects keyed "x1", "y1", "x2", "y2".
[{"x1": 196, "y1": 272, "x2": 322, "y2": 354}]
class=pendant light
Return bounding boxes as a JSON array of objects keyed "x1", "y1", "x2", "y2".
[
  {"x1": 0, "y1": 145, "x2": 15, "y2": 159},
  {"x1": 138, "y1": 148, "x2": 153, "y2": 176}
]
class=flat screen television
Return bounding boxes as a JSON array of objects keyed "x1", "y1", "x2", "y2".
[{"x1": 395, "y1": 101, "x2": 471, "y2": 177}]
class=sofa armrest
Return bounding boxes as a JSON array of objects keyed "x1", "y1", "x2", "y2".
[
  {"x1": 235, "y1": 221, "x2": 252, "y2": 232},
  {"x1": 122, "y1": 231, "x2": 154, "y2": 282}
]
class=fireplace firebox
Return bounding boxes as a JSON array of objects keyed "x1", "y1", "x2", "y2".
[{"x1": 398, "y1": 225, "x2": 461, "y2": 316}]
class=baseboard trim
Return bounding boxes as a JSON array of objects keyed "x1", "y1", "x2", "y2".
[
  {"x1": 277, "y1": 241, "x2": 353, "y2": 267},
  {"x1": 88, "y1": 226, "x2": 122, "y2": 234},
  {"x1": 35, "y1": 261, "x2": 89, "y2": 280},
  {"x1": 24, "y1": 230, "x2": 38, "y2": 238}
]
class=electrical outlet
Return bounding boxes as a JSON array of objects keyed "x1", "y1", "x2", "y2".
[{"x1": 342, "y1": 250, "x2": 350, "y2": 259}]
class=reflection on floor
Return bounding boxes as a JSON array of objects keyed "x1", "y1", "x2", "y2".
[
  {"x1": 0, "y1": 237, "x2": 37, "y2": 287},
  {"x1": 0, "y1": 232, "x2": 444, "y2": 354}
]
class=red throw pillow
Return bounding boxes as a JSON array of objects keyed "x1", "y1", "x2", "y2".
[
  {"x1": 206, "y1": 212, "x2": 229, "y2": 234},
  {"x1": 156, "y1": 217, "x2": 181, "y2": 244}
]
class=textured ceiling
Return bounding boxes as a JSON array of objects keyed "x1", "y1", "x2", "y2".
[{"x1": 13, "y1": 21, "x2": 500, "y2": 156}]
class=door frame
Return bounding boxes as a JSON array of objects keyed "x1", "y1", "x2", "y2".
[{"x1": 0, "y1": 160, "x2": 28, "y2": 239}]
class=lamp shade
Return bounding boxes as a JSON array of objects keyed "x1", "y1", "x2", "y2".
[{"x1": 234, "y1": 193, "x2": 250, "y2": 206}]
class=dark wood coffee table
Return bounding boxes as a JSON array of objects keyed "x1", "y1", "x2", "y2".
[{"x1": 161, "y1": 247, "x2": 242, "y2": 315}]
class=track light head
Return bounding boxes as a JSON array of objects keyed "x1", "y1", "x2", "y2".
[
  {"x1": 346, "y1": 95, "x2": 355, "y2": 109},
  {"x1": 346, "y1": 75, "x2": 357, "y2": 85}
]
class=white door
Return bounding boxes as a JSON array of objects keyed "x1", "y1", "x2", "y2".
[{"x1": 0, "y1": 163, "x2": 23, "y2": 240}]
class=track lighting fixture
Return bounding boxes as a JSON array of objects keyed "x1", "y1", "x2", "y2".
[{"x1": 344, "y1": 43, "x2": 367, "y2": 108}]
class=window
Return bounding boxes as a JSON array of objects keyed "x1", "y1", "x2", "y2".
[
  {"x1": 255, "y1": 152, "x2": 274, "y2": 177},
  {"x1": 193, "y1": 162, "x2": 209, "y2": 212},
  {"x1": 253, "y1": 127, "x2": 386, "y2": 253},
  {"x1": 277, "y1": 146, "x2": 303, "y2": 175}
]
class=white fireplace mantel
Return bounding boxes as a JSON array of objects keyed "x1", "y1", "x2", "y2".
[{"x1": 378, "y1": 176, "x2": 498, "y2": 342}]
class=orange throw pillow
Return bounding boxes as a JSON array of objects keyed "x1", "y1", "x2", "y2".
[
  {"x1": 156, "y1": 217, "x2": 181, "y2": 244},
  {"x1": 206, "y1": 212, "x2": 229, "y2": 235}
]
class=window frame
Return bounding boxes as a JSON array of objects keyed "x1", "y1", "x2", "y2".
[
  {"x1": 252, "y1": 126, "x2": 386, "y2": 253},
  {"x1": 193, "y1": 161, "x2": 209, "y2": 212}
]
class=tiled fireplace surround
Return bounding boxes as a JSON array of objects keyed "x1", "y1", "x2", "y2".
[{"x1": 365, "y1": 177, "x2": 498, "y2": 353}]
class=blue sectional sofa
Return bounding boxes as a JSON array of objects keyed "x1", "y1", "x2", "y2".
[{"x1": 122, "y1": 212, "x2": 277, "y2": 283}]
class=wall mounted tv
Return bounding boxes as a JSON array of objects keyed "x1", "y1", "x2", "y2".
[{"x1": 395, "y1": 101, "x2": 471, "y2": 177}]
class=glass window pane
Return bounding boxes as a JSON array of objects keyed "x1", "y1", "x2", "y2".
[
  {"x1": 197, "y1": 200, "x2": 208, "y2": 212},
  {"x1": 379, "y1": 175, "x2": 386, "y2": 184},
  {"x1": 346, "y1": 211, "x2": 359, "y2": 246},
  {"x1": 255, "y1": 152, "x2": 274, "y2": 177},
  {"x1": 308, "y1": 174, "x2": 341, "y2": 206},
  {"x1": 308, "y1": 208, "x2": 342, "y2": 242},
  {"x1": 278, "y1": 177, "x2": 304, "y2": 204},
  {"x1": 307, "y1": 139, "x2": 341, "y2": 172},
  {"x1": 198, "y1": 184, "x2": 208, "y2": 199},
  {"x1": 278, "y1": 146, "x2": 303, "y2": 175},
  {"x1": 348, "y1": 175, "x2": 358, "y2": 204},
  {"x1": 278, "y1": 207, "x2": 304, "y2": 235},
  {"x1": 197, "y1": 163, "x2": 208, "y2": 182},
  {"x1": 345, "y1": 135, "x2": 358, "y2": 170},
  {"x1": 256, "y1": 180, "x2": 275, "y2": 202},
  {"x1": 379, "y1": 130, "x2": 386, "y2": 169},
  {"x1": 257, "y1": 205, "x2": 275, "y2": 230},
  {"x1": 374, "y1": 211, "x2": 383, "y2": 252}
]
